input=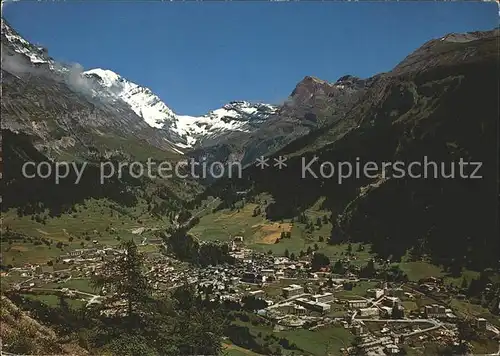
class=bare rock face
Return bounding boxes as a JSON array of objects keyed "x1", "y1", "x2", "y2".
[
  {"x1": 279, "y1": 75, "x2": 369, "y2": 126},
  {"x1": 186, "y1": 74, "x2": 370, "y2": 181},
  {"x1": 1, "y1": 18, "x2": 183, "y2": 160},
  {"x1": 1, "y1": 18, "x2": 279, "y2": 158}
]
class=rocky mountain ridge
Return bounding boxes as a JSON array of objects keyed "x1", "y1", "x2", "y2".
[
  {"x1": 1, "y1": 18, "x2": 185, "y2": 160},
  {"x1": 202, "y1": 28, "x2": 499, "y2": 269},
  {"x1": 1, "y1": 17, "x2": 368, "y2": 164},
  {"x1": 83, "y1": 68, "x2": 278, "y2": 149},
  {"x1": 1, "y1": 18, "x2": 280, "y2": 156}
]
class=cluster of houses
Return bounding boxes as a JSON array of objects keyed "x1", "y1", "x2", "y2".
[{"x1": 5, "y1": 236, "x2": 498, "y2": 356}]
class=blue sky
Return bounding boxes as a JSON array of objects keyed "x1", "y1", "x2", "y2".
[{"x1": 3, "y1": 1, "x2": 498, "y2": 116}]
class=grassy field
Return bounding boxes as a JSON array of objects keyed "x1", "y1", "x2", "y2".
[
  {"x1": 276, "y1": 326, "x2": 354, "y2": 355},
  {"x1": 2, "y1": 242, "x2": 63, "y2": 266},
  {"x1": 60, "y1": 278, "x2": 94, "y2": 294},
  {"x1": 401, "y1": 300, "x2": 419, "y2": 313},
  {"x1": 231, "y1": 313, "x2": 354, "y2": 356},
  {"x1": 0, "y1": 274, "x2": 32, "y2": 292},
  {"x1": 222, "y1": 343, "x2": 262, "y2": 356},
  {"x1": 2, "y1": 197, "x2": 172, "y2": 267},
  {"x1": 335, "y1": 281, "x2": 378, "y2": 300},
  {"x1": 470, "y1": 338, "x2": 499, "y2": 354},
  {"x1": 397, "y1": 253, "x2": 481, "y2": 285},
  {"x1": 398, "y1": 261, "x2": 444, "y2": 282},
  {"x1": 190, "y1": 197, "x2": 374, "y2": 264},
  {"x1": 450, "y1": 298, "x2": 500, "y2": 328},
  {"x1": 190, "y1": 203, "x2": 267, "y2": 242},
  {"x1": 21, "y1": 293, "x2": 86, "y2": 309}
]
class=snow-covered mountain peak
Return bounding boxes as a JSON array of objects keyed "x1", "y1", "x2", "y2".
[
  {"x1": 209, "y1": 101, "x2": 277, "y2": 121},
  {"x1": 83, "y1": 68, "x2": 177, "y2": 130},
  {"x1": 83, "y1": 68, "x2": 277, "y2": 148},
  {"x1": 2, "y1": 17, "x2": 277, "y2": 150},
  {"x1": 1, "y1": 18, "x2": 52, "y2": 65},
  {"x1": 173, "y1": 101, "x2": 277, "y2": 148},
  {"x1": 84, "y1": 68, "x2": 122, "y2": 88}
]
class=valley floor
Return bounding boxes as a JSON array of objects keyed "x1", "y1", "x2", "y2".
[{"x1": 2, "y1": 194, "x2": 499, "y2": 356}]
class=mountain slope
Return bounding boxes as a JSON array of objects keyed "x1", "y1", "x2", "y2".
[
  {"x1": 0, "y1": 295, "x2": 88, "y2": 355},
  {"x1": 0, "y1": 18, "x2": 202, "y2": 269},
  {"x1": 200, "y1": 29, "x2": 499, "y2": 270},
  {"x1": 1, "y1": 18, "x2": 182, "y2": 161}
]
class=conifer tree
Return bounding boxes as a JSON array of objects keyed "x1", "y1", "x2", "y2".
[{"x1": 91, "y1": 240, "x2": 152, "y2": 327}]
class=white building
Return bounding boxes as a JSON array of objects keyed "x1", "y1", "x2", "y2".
[
  {"x1": 277, "y1": 302, "x2": 306, "y2": 315},
  {"x1": 261, "y1": 269, "x2": 276, "y2": 278},
  {"x1": 248, "y1": 290, "x2": 265, "y2": 297},
  {"x1": 367, "y1": 288, "x2": 384, "y2": 299},
  {"x1": 311, "y1": 292, "x2": 334, "y2": 303},
  {"x1": 424, "y1": 304, "x2": 446, "y2": 318},
  {"x1": 347, "y1": 300, "x2": 368, "y2": 309},
  {"x1": 359, "y1": 307, "x2": 380, "y2": 317},
  {"x1": 295, "y1": 298, "x2": 331, "y2": 313},
  {"x1": 385, "y1": 344, "x2": 400, "y2": 354},
  {"x1": 351, "y1": 324, "x2": 364, "y2": 336},
  {"x1": 386, "y1": 288, "x2": 404, "y2": 298},
  {"x1": 476, "y1": 318, "x2": 487, "y2": 330},
  {"x1": 382, "y1": 296, "x2": 400, "y2": 307},
  {"x1": 283, "y1": 284, "x2": 304, "y2": 298}
]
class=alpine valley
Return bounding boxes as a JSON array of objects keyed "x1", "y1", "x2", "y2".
[{"x1": 1, "y1": 14, "x2": 499, "y2": 356}]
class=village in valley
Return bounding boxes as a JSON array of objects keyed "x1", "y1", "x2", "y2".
[
  {"x1": 1, "y1": 5, "x2": 499, "y2": 355},
  {"x1": 3, "y1": 231, "x2": 499, "y2": 356}
]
